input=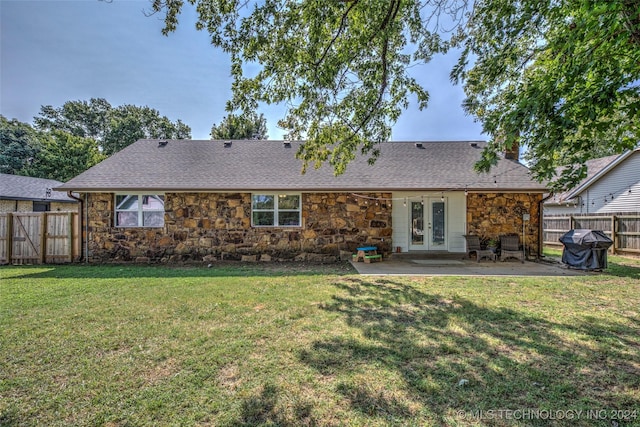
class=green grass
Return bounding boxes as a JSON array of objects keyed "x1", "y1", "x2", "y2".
[
  {"x1": 1, "y1": 263, "x2": 639, "y2": 426},
  {"x1": 544, "y1": 246, "x2": 640, "y2": 278}
]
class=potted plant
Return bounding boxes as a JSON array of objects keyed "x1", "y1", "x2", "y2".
[{"x1": 486, "y1": 238, "x2": 499, "y2": 253}]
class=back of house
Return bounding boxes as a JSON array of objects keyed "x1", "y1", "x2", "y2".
[{"x1": 55, "y1": 139, "x2": 547, "y2": 263}]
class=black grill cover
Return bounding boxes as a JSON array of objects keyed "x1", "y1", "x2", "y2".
[{"x1": 559, "y1": 229, "x2": 613, "y2": 270}]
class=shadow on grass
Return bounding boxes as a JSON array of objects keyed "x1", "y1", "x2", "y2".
[
  {"x1": 226, "y1": 383, "x2": 317, "y2": 427},
  {"x1": 0, "y1": 262, "x2": 356, "y2": 280},
  {"x1": 604, "y1": 261, "x2": 640, "y2": 279},
  {"x1": 297, "y1": 278, "x2": 640, "y2": 425},
  {"x1": 544, "y1": 247, "x2": 640, "y2": 279}
]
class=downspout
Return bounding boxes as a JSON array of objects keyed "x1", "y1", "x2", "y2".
[
  {"x1": 67, "y1": 191, "x2": 87, "y2": 263},
  {"x1": 539, "y1": 193, "x2": 554, "y2": 259}
]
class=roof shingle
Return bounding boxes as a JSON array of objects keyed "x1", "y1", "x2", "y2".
[
  {"x1": 56, "y1": 139, "x2": 547, "y2": 192},
  {"x1": 1, "y1": 173, "x2": 77, "y2": 202},
  {"x1": 548, "y1": 153, "x2": 623, "y2": 203}
]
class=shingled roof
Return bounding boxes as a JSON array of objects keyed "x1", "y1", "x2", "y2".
[
  {"x1": 55, "y1": 139, "x2": 547, "y2": 193},
  {"x1": 1, "y1": 173, "x2": 77, "y2": 202},
  {"x1": 546, "y1": 153, "x2": 626, "y2": 204}
]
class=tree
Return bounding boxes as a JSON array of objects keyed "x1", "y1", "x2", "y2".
[
  {"x1": 34, "y1": 98, "x2": 192, "y2": 155},
  {"x1": 452, "y1": 0, "x2": 640, "y2": 191},
  {"x1": 104, "y1": 104, "x2": 191, "y2": 154},
  {"x1": 153, "y1": 0, "x2": 448, "y2": 173},
  {"x1": 210, "y1": 112, "x2": 268, "y2": 140},
  {"x1": 0, "y1": 115, "x2": 41, "y2": 175},
  {"x1": 151, "y1": 0, "x2": 639, "y2": 189},
  {"x1": 23, "y1": 130, "x2": 105, "y2": 182},
  {"x1": 34, "y1": 98, "x2": 112, "y2": 142}
]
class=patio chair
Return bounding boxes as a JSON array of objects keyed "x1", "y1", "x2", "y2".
[
  {"x1": 500, "y1": 235, "x2": 525, "y2": 263},
  {"x1": 463, "y1": 235, "x2": 496, "y2": 262}
]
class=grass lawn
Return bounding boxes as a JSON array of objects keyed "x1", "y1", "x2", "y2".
[{"x1": 1, "y1": 260, "x2": 639, "y2": 426}]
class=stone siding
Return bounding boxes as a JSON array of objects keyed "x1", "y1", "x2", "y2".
[
  {"x1": 85, "y1": 192, "x2": 392, "y2": 263},
  {"x1": 466, "y1": 193, "x2": 543, "y2": 256}
]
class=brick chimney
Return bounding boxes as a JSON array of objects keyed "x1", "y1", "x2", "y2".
[
  {"x1": 504, "y1": 140, "x2": 520, "y2": 161},
  {"x1": 496, "y1": 131, "x2": 520, "y2": 162}
]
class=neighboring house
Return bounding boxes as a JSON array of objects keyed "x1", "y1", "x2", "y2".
[
  {"x1": 55, "y1": 139, "x2": 547, "y2": 263},
  {"x1": 0, "y1": 173, "x2": 78, "y2": 213},
  {"x1": 545, "y1": 148, "x2": 640, "y2": 215}
]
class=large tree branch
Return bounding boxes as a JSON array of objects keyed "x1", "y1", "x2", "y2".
[
  {"x1": 348, "y1": 35, "x2": 390, "y2": 138},
  {"x1": 314, "y1": 1, "x2": 360, "y2": 67},
  {"x1": 353, "y1": 1, "x2": 398, "y2": 134}
]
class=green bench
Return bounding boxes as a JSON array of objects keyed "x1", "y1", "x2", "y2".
[{"x1": 364, "y1": 254, "x2": 382, "y2": 263}]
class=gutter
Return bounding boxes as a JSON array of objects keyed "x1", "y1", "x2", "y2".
[
  {"x1": 1, "y1": 196, "x2": 77, "y2": 202},
  {"x1": 55, "y1": 187, "x2": 549, "y2": 194},
  {"x1": 66, "y1": 191, "x2": 87, "y2": 263}
]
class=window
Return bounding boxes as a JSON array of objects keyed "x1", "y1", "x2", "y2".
[
  {"x1": 252, "y1": 194, "x2": 301, "y2": 227},
  {"x1": 33, "y1": 202, "x2": 51, "y2": 212},
  {"x1": 115, "y1": 194, "x2": 164, "y2": 227}
]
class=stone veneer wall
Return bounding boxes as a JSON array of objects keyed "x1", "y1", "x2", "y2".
[
  {"x1": 466, "y1": 193, "x2": 543, "y2": 256},
  {"x1": 85, "y1": 192, "x2": 391, "y2": 263}
]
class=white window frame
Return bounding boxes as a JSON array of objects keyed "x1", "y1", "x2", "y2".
[
  {"x1": 115, "y1": 194, "x2": 165, "y2": 228},
  {"x1": 251, "y1": 193, "x2": 302, "y2": 227}
]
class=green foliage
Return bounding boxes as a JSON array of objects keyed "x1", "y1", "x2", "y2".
[
  {"x1": 210, "y1": 111, "x2": 268, "y2": 139},
  {"x1": 453, "y1": 0, "x2": 640, "y2": 191},
  {"x1": 154, "y1": 0, "x2": 451, "y2": 173},
  {"x1": 154, "y1": 0, "x2": 639, "y2": 188},
  {"x1": 23, "y1": 130, "x2": 105, "y2": 182},
  {"x1": 0, "y1": 115, "x2": 41, "y2": 175},
  {"x1": 1, "y1": 115, "x2": 105, "y2": 181},
  {"x1": 3, "y1": 99, "x2": 191, "y2": 181},
  {"x1": 34, "y1": 97, "x2": 112, "y2": 142},
  {"x1": 34, "y1": 98, "x2": 192, "y2": 156}
]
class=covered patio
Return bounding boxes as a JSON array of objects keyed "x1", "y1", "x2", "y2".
[{"x1": 350, "y1": 253, "x2": 587, "y2": 276}]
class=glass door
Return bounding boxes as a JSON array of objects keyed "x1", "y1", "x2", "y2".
[
  {"x1": 409, "y1": 201, "x2": 424, "y2": 250},
  {"x1": 428, "y1": 199, "x2": 446, "y2": 249},
  {"x1": 408, "y1": 198, "x2": 447, "y2": 250}
]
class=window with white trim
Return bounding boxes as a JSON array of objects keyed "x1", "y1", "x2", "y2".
[
  {"x1": 252, "y1": 194, "x2": 301, "y2": 227},
  {"x1": 115, "y1": 194, "x2": 165, "y2": 227}
]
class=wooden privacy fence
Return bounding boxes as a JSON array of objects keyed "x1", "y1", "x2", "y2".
[
  {"x1": 0, "y1": 212, "x2": 80, "y2": 265},
  {"x1": 543, "y1": 214, "x2": 640, "y2": 254}
]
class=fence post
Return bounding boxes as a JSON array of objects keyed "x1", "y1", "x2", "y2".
[
  {"x1": 570, "y1": 215, "x2": 575, "y2": 231},
  {"x1": 40, "y1": 213, "x2": 47, "y2": 264},
  {"x1": 611, "y1": 215, "x2": 617, "y2": 255},
  {"x1": 6, "y1": 214, "x2": 12, "y2": 264},
  {"x1": 73, "y1": 212, "x2": 81, "y2": 262},
  {"x1": 67, "y1": 212, "x2": 73, "y2": 263}
]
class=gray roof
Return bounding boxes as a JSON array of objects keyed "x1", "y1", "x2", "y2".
[
  {"x1": 547, "y1": 153, "x2": 625, "y2": 204},
  {"x1": 0, "y1": 173, "x2": 77, "y2": 202},
  {"x1": 56, "y1": 139, "x2": 547, "y2": 192}
]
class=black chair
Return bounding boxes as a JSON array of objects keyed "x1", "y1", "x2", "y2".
[
  {"x1": 463, "y1": 235, "x2": 496, "y2": 262},
  {"x1": 500, "y1": 235, "x2": 525, "y2": 263}
]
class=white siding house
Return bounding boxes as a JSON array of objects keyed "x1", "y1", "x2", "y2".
[
  {"x1": 391, "y1": 191, "x2": 466, "y2": 253},
  {"x1": 545, "y1": 148, "x2": 640, "y2": 215}
]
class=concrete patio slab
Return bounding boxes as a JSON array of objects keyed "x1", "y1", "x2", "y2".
[{"x1": 350, "y1": 253, "x2": 588, "y2": 276}]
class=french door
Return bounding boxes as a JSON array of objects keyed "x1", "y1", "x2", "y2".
[{"x1": 409, "y1": 198, "x2": 447, "y2": 250}]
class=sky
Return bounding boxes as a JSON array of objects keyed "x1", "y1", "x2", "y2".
[{"x1": 0, "y1": 0, "x2": 485, "y2": 141}]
